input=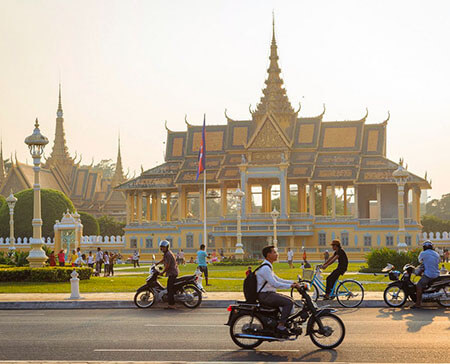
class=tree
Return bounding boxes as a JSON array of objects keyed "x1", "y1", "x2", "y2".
[
  {"x1": 0, "y1": 195, "x2": 5, "y2": 210},
  {"x1": 79, "y1": 211, "x2": 100, "y2": 236},
  {"x1": 93, "y1": 159, "x2": 116, "y2": 179},
  {"x1": 421, "y1": 215, "x2": 450, "y2": 233},
  {"x1": 0, "y1": 189, "x2": 74, "y2": 238},
  {"x1": 98, "y1": 215, "x2": 125, "y2": 236},
  {"x1": 426, "y1": 193, "x2": 450, "y2": 220}
]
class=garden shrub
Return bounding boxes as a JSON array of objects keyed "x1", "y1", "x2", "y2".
[
  {"x1": 0, "y1": 189, "x2": 75, "y2": 238},
  {"x1": 0, "y1": 250, "x2": 29, "y2": 267},
  {"x1": 0, "y1": 267, "x2": 92, "y2": 282},
  {"x1": 79, "y1": 211, "x2": 100, "y2": 236},
  {"x1": 0, "y1": 195, "x2": 5, "y2": 210},
  {"x1": 360, "y1": 248, "x2": 420, "y2": 273}
]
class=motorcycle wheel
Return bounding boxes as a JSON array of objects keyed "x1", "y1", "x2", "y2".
[
  {"x1": 181, "y1": 284, "x2": 202, "y2": 309},
  {"x1": 134, "y1": 289, "x2": 155, "y2": 308},
  {"x1": 229, "y1": 314, "x2": 264, "y2": 349},
  {"x1": 309, "y1": 313, "x2": 345, "y2": 349},
  {"x1": 383, "y1": 286, "x2": 407, "y2": 307},
  {"x1": 437, "y1": 285, "x2": 450, "y2": 307},
  {"x1": 291, "y1": 280, "x2": 319, "y2": 303}
]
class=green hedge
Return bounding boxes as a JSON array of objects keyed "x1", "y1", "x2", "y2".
[
  {"x1": 0, "y1": 267, "x2": 92, "y2": 282},
  {"x1": 212, "y1": 259, "x2": 261, "y2": 266},
  {"x1": 359, "y1": 248, "x2": 420, "y2": 273}
]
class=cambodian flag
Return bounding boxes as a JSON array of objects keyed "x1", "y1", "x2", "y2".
[{"x1": 196, "y1": 114, "x2": 206, "y2": 181}]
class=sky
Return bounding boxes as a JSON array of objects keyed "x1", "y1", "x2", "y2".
[{"x1": 0, "y1": 0, "x2": 449, "y2": 199}]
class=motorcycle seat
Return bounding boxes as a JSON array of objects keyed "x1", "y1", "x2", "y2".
[
  {"x1": 430, "y1": 275, "x2": 450, "y2": 284},
  {"x1": 175, "y1": 274, "x2": 196, "y2": 283}
]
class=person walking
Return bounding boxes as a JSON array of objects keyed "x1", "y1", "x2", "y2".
[
  {"x1": 87, "y1": 251, "x2": 94, "y2": 269},
  {"x1": 109, "y1": 251, "x2": 118, "y2": 276},
  {"x1": 321, "y1": 239, "x2": 348, "y2": 300},
  {"x1": 69, "y1": 250, "x2": 78, "y2": 267},
  {"x1": 49, "y1": 251, "x2": 56, "y2": 267},
  {"x1": 57, "y1": 250, "x2": 65, "y2": 267},
  {"x1": 157, "y1": 240, "x2": 179, "y2": 309},
  {"x1": 103, "y1": 251, "x2": 110, "y2": 277},
  {"x1": 95, "y1": 247, "x2": 103, "y2": 276},
  {"x1": 179, "y1": 249, "x2": 185, "y2": 265},
  {"x1": 133, "y1": 250, "x2": 140, "y2": 268},
  {"x1": 197, "y1": 244, "x2": 211, "y2": 286},
  {"x1": 287, "y1": 248, "x2": 294, "y2": 269}
]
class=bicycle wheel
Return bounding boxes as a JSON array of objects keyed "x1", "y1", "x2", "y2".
[
  {"x1": 291, "y1": 280, "x2": 319, "y2": 304},
  {"x1": 336, "y1": 279, "x2": 364, "y2": 308}
]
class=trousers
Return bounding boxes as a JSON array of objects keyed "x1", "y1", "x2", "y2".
[
  {"x1": 258, "y1": 291, "x2": 294, "y2": 324},
  {"x1": 167, "y1": 275, "x2": 177, "y2": 306},
  {"x1": 326, "y1": 268, "x2": 345, "y2": 295}
]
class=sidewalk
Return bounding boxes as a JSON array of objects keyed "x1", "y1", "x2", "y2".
[{"x1": 0, "y1": 291, "x2": 386, "y2": 310}]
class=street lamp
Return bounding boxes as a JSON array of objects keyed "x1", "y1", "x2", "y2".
[
  {"x1": 24, "y1": 118, "x2": 49, "y2": 267},
  {"x1": 233, "y1": 188, "x2": 245, "y2": 259},
  {"x1": 393, "y1": 162, "x2": 409, "y2": 251},
  {"x1": 271, "y1": 207, "x2": 280, "y2": 249},
  {"x1": 6, "y1": 191, "x2": 18, "y2": 250}
]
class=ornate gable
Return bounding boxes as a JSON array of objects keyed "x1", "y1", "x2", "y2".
[{"x1": 247, "y1": 115, "x2": 290, "y2": 150}]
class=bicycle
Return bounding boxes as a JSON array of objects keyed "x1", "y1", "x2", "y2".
[{"x1": 291, "y1": 265, "x2": 364, "y2": 308}]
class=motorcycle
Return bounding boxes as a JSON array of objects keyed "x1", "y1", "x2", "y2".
[
  {"x1": 134, "y1": 262, "x2": 204, "y2": 309},
  {"x1": 382, "y1": 263, "x2": 450, "y2": 308},
  {"x1": 226, "y1": 283, "x2": 345, "y2": 350}
]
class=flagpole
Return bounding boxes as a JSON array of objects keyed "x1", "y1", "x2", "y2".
[{"x1": 203, "y1": 169, "x2": 207, "y2": 250}]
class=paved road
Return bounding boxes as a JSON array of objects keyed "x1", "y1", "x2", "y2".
[{"x1": 0, "y1": 307, "x2": 448, "y2": 363}]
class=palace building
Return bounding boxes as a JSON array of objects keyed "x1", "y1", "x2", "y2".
[
  {"x1": 117, "y1": 22, "x2": 430, "y2": 259},
  {"x1": 0, "y1": 86, "x2": 128, "y2": 221}
]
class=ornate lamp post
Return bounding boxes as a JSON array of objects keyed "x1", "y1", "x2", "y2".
[
  {"x1": 6, "y1": 191, "x2": 18, "y2": 250},
  {"x1": 271, "y1": 207, "x2": 280, "y2": 249},
  {"x1": 393, "y1": 162, "x2": 409, "y2": 251},
  {"x1": 24, "y1": 118, "x2": 49, "y2": 267},
  {"x1": 233, "y1": 188, "x2": 245, "y2": 259}
]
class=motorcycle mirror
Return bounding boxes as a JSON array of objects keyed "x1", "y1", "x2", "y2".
[
  {"x1": 381, "y1": 263, "x2": 393, "y2": 272},
  {"x1": 152, "y1": 254, "x2": 156, "y2": 261}
]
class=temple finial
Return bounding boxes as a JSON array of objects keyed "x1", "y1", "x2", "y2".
[
  {"x1": 57, "y1": 83, "x2": 63, "y2": 118},
  {"x1": 272, "y1": 11, "x2": 276, "y2": 43}
]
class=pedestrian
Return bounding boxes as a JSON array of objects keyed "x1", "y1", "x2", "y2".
[
  {"x1": 49, "y1": 251, "x2": 56, "y2": 267},
  {"x1": 157, "y1": 240, "x2": 179, "y2": 310},
  {"x1": 302, "y1": 249, "x2": 307, "y2": 262},
  {"x1": 57, "y1": 250, "x2": 65, "y2": 267},
  {"x1": 75, "y1": 254, "x2": 87, "y2": 267},
  {"x1": 287, "y1": 247, "x2": 294, "y2": 268},
  {"x1": 103, "y1": 251, "x2": 110, "y2": 277},
  {"x1": 324, "y1": 250, "x2": 330, "y2": 262},
  {"x1": 133, "y1": 250, "x2": 140, "y2": 268},
  {"x1": 95, "y1": 247, "x2": 103, "y2": 276},
  {"x1": 197, "y1": 244, "x2": 211, "y2": 286},
  {"x1": 176, "y1": 251, "x2": 181, "y2": 265},
  {"x1": 87, "y1": 251, "x2": 94, "y2": 268},
  {"x1": 69, "y1": 249, "x2": 77, "y2": 267},
  {"x1": 76, "y1": 247, "x2": 81, "y2": 258},
  {"x1": 303, "y1": 259, "x2": 311, "y2": 268},
  {"x1": 179, "y1": 249, "x2": 185, "y2": 265},
  {"x1": 245, "y1": 266, "x2": 252, "y2": 277},
  {"x1": 444, "y1": 248, "x2": 449, "y2": 263},
  {"x1": 219, "y1": 248, "x2": 224, "y2": 261},
  {"x1": 109, "y1": 251, "x2": 118, "y2": 276}
]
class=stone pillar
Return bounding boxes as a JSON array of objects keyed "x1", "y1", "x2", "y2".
[
  {"x1": 136, "y1": 192, "x2": 143, "y2": 223},
  {"x1": 393, "y1": 166, "x2": 409, "y2": 249},
  {"x1": 412, "y1": 186, "x2": 421, "y2": 223},
  {"x1": 156, "y1": 191, "x2": 161, "y2": 221},
  {"x1": 166, "y1": 192, "x2": 171, "y2": 221},
  {"x1": 377, "y1": 185, "x2": 382, "y2": 221},
  {"x1": 280, "y1": 165, "x2": 288, "y2": 218},
  {"x1": 261, "y1": 184, "x2": 267, "y2": 213},
  {"x1": 146, "y1": 193, "x2": 151, "y2": 222},
  {"x1": 130, "y1": 192, "x2": 135, "y2": 222},
  {"x1": 239, "y1": 166, "x2": 247, "y2": 217},
  {"x1": 152, "y1": 193, "x2": 157, "y2": 221},
  {"x1": 299, "y1": 184, "x2": 307, "y2": 213},
  {"x1": 179, "y1": 187, "x2": 186, "y2": 220},
  {"x1": 331, "y1": 183, "x2": 336, "y2": 218},
  {"x1": 321, "y1": 184, "x2": 327, "y2": 216},
  {"x1": 221, "y1": 186, "x2": 227, "y2": 216},
  {"x1": 126, "y1": 192, "x2": 132, "y2": 224},
  {"x1": 309, "y1": 183, "x2": 315, "y2": 216},
  {"x1": 343, "y1": 186, "x2": 348, "y2": 216},
  {"x1": 354, "y1": 185, "x2": 359, "y2": 218}
]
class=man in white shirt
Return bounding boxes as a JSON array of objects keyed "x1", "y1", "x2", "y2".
[
  {"x1": 256, "y1": 245, "x2": 300, "y2": 333},
  {"x1": 287, "y1": 248, "x2": 294, "y2": 268}
]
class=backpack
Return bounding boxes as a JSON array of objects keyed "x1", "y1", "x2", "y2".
[{"x1": 243, "y1": 263, "x2": 270, "y2": 303}]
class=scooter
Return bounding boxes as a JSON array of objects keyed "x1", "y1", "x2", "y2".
[
  {"x1": 382, "y1": 263, "x2": 450, "y2": 307},
  {"x1": 226, "y1": 283, "x2": 346, "y2": 350},
  {"x1": 134, "y1": 262, "x2": 204, "y2": 309}
]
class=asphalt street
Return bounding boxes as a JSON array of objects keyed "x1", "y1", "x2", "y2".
[{"x1": 0, "y1": 307, "x2": 448, "y2": 363}]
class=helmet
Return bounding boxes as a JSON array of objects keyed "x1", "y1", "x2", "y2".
[
  {"x1": 159, "y1": 240, "x2": 170, "y2": 249},
  {"x1": 422, "y1": 240, "x2": 433, "y2": 250}
]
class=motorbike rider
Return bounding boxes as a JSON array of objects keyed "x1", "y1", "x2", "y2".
[
  {"x1": 256, "y1": 245, "x2": 301, "y2": 334},
  {"x1": 321, "y1": 239, "x2": 348, "y2": 300},
  {"x1": 412, "y1": 240, "x2": 440, "y2": 309},
  {"x1": 157, "y1": 240, "x2": 179, "y2": 310}
]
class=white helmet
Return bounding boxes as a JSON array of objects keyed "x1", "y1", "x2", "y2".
[{"x1": 159, "y1": 240, "x2": 170, "y2": 249}]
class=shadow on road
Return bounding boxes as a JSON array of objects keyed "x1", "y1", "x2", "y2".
[
  {"x1": 218, "y1": 348, "x2": 339, "y2": 362},
  {"x1": 377, "y1": 306, "x2": 450, "y2": 333}
]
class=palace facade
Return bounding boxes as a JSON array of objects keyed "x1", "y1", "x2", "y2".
[
  {"x1": 117, "y1": 23, "x2": 430, "y2": 259},
  {"x1": 0, "y1": 86, "x2": 127, "y2": 220}
]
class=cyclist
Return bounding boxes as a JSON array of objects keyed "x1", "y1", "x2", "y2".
[
  {"x1": 321, "y1": 239, "x2": 348, "y2": 300},
  {"x1": 412, "y1": 240, "x2": 440, "y2": 309}
]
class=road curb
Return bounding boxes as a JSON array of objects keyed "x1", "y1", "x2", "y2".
[{"x1": 0, "y1": 299, "x2": 387, "y2": 310}]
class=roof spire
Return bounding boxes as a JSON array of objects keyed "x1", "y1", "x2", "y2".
[
  {"x1": 111, "y1": 133, "x2": 125, "y2": 187},
  {"x1": 0, "y1": 137, "x2": 5, "y2": 183},
  {"x1": 253, "y1": 13, "x2": 293, "y2": 118},
  {"x1": 57, "y1": 83, "x2": 63, "y2": 118}
]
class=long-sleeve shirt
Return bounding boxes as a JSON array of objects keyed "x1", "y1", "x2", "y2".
[{"x1": 256, "y1": 259, "x2": 294, "y2": 292}]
